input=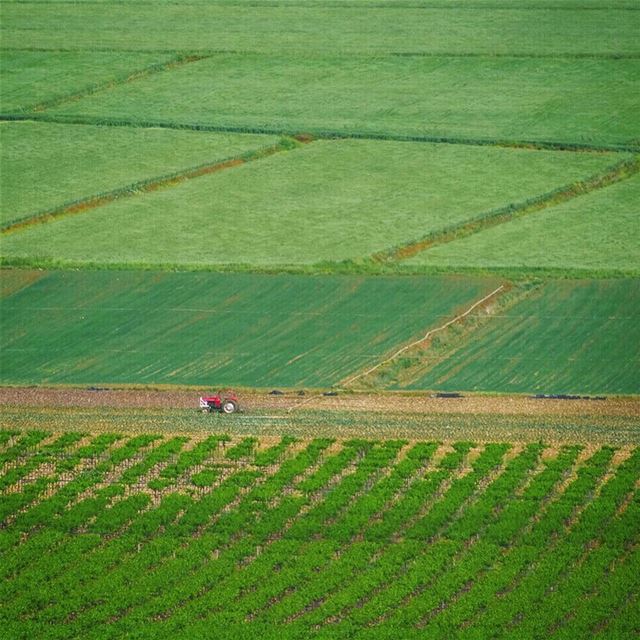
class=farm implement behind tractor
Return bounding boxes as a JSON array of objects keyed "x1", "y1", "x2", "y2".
[{"x1": 199, "y1": 391, "x2": 239, "y2": 414}]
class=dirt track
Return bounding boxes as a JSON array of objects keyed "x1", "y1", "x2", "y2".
[{"x1": 0, "y1": 387, "x2": 637, "y2": 419}]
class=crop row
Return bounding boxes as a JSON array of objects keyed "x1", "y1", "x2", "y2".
[{"x1": 1, "y1": 431, "x2": 637, "y2": 639}]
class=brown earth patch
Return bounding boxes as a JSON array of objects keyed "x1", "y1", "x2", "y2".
[{"x1": 0, "y1": 387, "x2": 637, "y2": 419}]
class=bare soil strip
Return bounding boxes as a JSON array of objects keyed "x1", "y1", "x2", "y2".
[{"x1": 0, "y1": 387, "x2": 637, "y2": 419}]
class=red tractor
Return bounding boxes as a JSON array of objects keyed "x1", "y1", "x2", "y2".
[{"x1": 199, "y1": 390, "x2": 239, "y2": 414}]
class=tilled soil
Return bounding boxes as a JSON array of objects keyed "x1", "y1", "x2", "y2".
[{"x1": 0, "y1": 387, "x2": 637, "y2": 419}]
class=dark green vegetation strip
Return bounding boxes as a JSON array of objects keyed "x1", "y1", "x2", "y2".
[
  {"x1": 402, "y1": 279, "x2": 640, "y2": 396},
  {"x1": 5, "y1": 112, "x2": 636, "y2": 153},
  {"x1": 0, "y1": 270, "x2": 497, "y2": 388},
  {"x1": 1, "y1": 430, "x2": 638, "y2": 639}
]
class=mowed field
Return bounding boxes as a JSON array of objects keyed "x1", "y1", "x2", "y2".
[
  {"x1": 2, "y1": 139, "x2": 627, "y2": 266},
  {"x1": 0, "y1": 430, "x2": 638, "y2": 639},
  {"x1": 0, "y1": 270, "x2": 499, "y2": 388},
  {"x1": 0, "y1": 121, "x2": 281, "y2": 227}
]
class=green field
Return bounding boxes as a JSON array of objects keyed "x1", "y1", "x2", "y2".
[
  {"x1": 1, "y1": 0, "x2": 638, "y2": 397},
  {"x1": 407, "y1": 173, "x2": 640, "y2": 274},
  {"x1": 2, "y1": 3, "x2": 639, "y2": 55},
  {"x1": 0, "y1": 51, "x2": 176, "y2": 113},
  {"x1": 1, "y1": 2, "x2": 640, "y2": 636},
  {"x1": 0, "y1": 122, "x2": 279, "y2": 226},
  {"x1": 0, "y1": 141, "x2": 623, "y2": 266},
  {"x1": 43, "y1": 54, "x2": 639, "y2": 147},
  {"x1": 1, "y1": 430, "x2": 638, "y2": 639},
  {"x1": 402, "y1": 279, "x2": 640, "y2": 395},
  {"x1": 0, "y1": 271, "x2": 498, "y2": 388}
]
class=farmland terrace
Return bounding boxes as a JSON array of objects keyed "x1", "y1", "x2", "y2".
[{"x1": 1, "y1": 2, "x2": 639, "y2": 635}]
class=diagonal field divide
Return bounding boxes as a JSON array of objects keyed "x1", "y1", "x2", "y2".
[
  {"x1": 338, "y1": 283, "x2": 506, "y2": 388},
  {"x1": 0, "y1": 137, "x2": 301, "y2": 235},
  {"x1": 25, "y1": 53, "x2": 212, "y2": 113},
  {"x1": 374, "y1": 155, "x2": 640, "y2": 263}
]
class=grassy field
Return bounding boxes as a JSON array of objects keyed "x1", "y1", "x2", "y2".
[
  {"x1": 0, "y1": 51, "x2": 176, "y2": 113},
  {"x1": 0, "y1": 141, "x2": 623, "y2": 267},
  {"x1": 0, "y1": 429, "x2": 638, "y2": 639},
  {"x1": 407, "y1": 173, "x2": 640, "y2": 274},
  {"x1": 402, "y1": 279, "x2": 640, "y2": 396},
  {"x1": 2, "y1": 2, "x2": 639, "y2": 56},
  {"x1": 44, "y1": 54, "x2": 639, "y2": 147},
  {"x1": 0, "y1": 270, "x2": 498, "y2": 388},
  {"x1": 0, "y1": 122, "x2": 280, "y2": 226}
]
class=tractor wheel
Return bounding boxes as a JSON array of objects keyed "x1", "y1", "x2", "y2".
[{"x1": 221, "y1": 399, "x2": 237, "y2": 414}]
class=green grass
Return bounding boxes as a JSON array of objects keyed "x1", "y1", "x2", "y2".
[
  {"x1": 0, "y1": 51, "x2": 176, "y2": 112},
  {"x1": 0, "y1": 121, "x2": 280, "y2": 226},
  {"x1": 45, "y1": 54, "x2": 640, "y2": 147},
  {"x1": 0, "y1": 270, "x2": 498, "y2": 387},
  {"x1": 2, "y1": 3, "x2": 639, "y2": 56},
  {"x1": 0, "y1": 140, "x2": 622, "y2": 267},
  {"x1": 402, "y1": 279, "x2": 640, "y2": 395},
  {"x1": 407, "y1": 173, "x2": 640, "y2": 273}
]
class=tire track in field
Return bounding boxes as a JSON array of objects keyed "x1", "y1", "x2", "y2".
[
  {"x1": 375, "y1": 155, "x2": 640, "y2": 263},
  {"x1": 0, "y1": 137, "x2": 303, "y2": 235}
]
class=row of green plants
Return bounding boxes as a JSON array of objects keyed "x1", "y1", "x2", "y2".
[{"x1": 0, "y1": 431, "x2": 637, "y2": 638}]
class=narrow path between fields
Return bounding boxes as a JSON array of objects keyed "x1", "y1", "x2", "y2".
[
  {"x1": 2, "y1": 113, "x2": 635, "y2": 154},
  {"x1": 0, "y1": 137, "x2": 304, "y2": 235},
  {"x1": 374, "y1": 155, "x2": 640, "y2": 263},
  {"x1": 339, "y1": 284, "x2": 507, "y2": 390},
  {"x1": 26, "y1": 53, "x2": 211, "y2": 113}
]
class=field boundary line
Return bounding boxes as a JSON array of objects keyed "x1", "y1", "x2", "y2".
[
  {"x1": 341, "y1": 284, "x2": 505, "y2": 388},
  {"x1": 2, "y1": 113, "x2": 637, "y2": 154},
  {"x1": 4, "y1": 1, "x2": 640, "y2": 11},
  {"x1": 4, "y1": 47, "x2": 640, "y2": 61},
  {"x1": 1, "y1": 256, "x2": 637, "y2": 280},
  {"x1": 21, "y1": 53, "x2": 211, "y2": 114},
  {"x1": 376, "y1": 155, "x2": 640, "y2": 263},
  {"x1": 1, "y1": 138, "x2": 300, "y2": 235}
]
